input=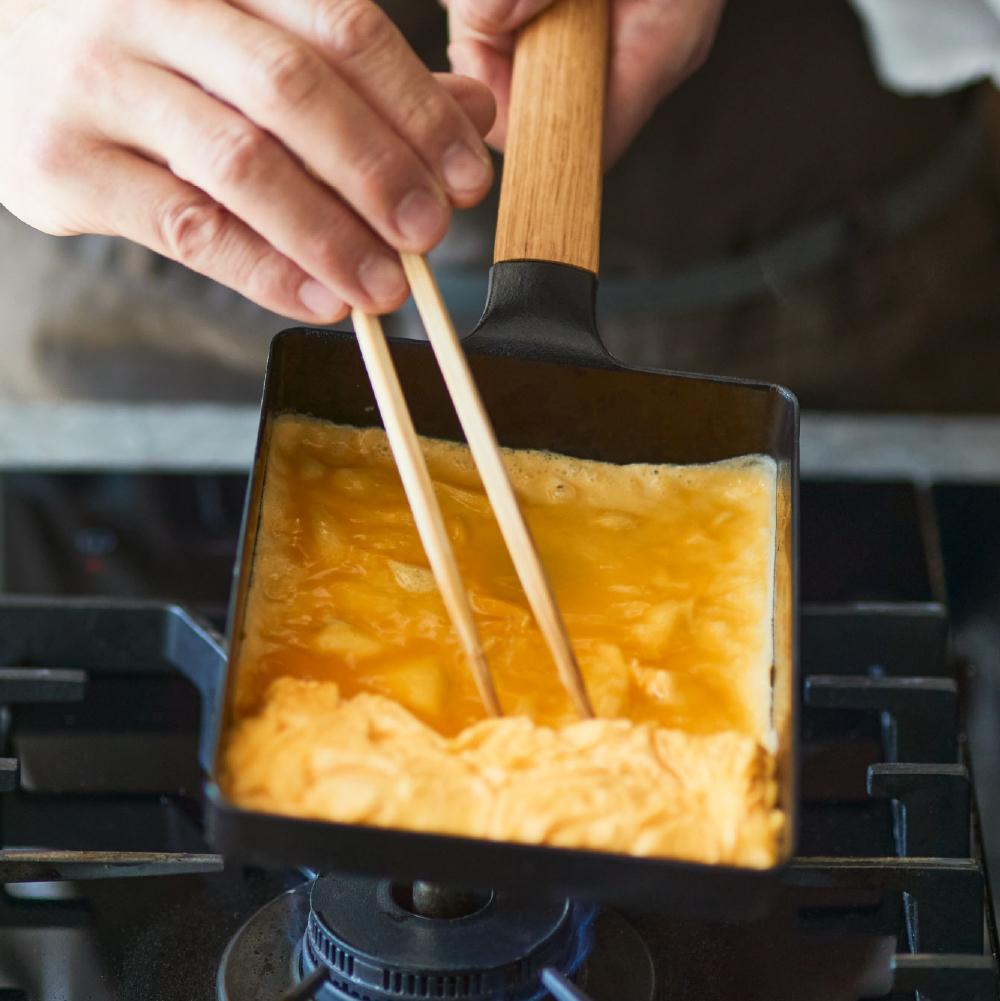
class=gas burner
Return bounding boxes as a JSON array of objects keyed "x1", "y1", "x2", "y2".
[
  {"x1": 302, "y1": 876, "x2": 594, "y2": 1001},
  {"x1": 217, "y1": 875, "x2": 655, "y2": 1001}
]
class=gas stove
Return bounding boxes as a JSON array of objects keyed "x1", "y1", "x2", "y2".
[{"x1": 0, "y1": 473, "x2": 996, "y2": 1000}]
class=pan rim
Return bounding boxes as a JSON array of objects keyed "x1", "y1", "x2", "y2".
[{"x1": 213, "y1": 325, "x2": 801, "y2": 895}]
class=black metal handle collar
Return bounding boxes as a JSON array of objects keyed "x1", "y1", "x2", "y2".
[{"x1": 463, "y1": 261, "x2": 614, "y2": 369}]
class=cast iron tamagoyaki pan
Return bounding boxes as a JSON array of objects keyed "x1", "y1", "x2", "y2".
[{"x1": 205, "y1": 0, "x2": 799, "y2": 919}]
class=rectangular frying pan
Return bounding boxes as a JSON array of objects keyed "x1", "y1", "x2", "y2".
[{"x1": 205, "y1": 0, "x2": 799, "y2": 919}]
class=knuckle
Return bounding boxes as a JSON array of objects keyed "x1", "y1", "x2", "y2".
[
  {"x1": 22, "y1": 120, "x2": 76, "y2": 179},
  {"x1": 350, "y1": 142, "x2": 403, "y2": 202},
  {"x1": 302, "y1": 230, "x2": 343, "y2": 277},
  {"x1": 65, "y1": 36, "x2": 109, "y2": 91},
  {"x1": 395, "y1": 90, "x2": 452, "y2": 144},
  {"x1": 251, "y1": 40, "x2": 324, "y2": 110},
  {"x1": 156, "y1": 195, "x2": 227, "y2": 266},
  {"x1": 205, "y1": 124, "x2": 270, "y2": 188},
  {"x1": 315, "y1": 0, "x2": 392, "y2": 62},
  {"x1": 242, "y1": 250, "x2": 301, "y2": 307},
  {"x1": 57, "y1": 10, "x2": 122, "y2": 96}
]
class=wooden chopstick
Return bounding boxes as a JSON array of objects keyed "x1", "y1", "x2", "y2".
[
  {"x1": 400, "y1": 253, "x2": 594, "y2": 720},
  {"x1": 352, "y1": 307, "x2": 502, "y2": 718}
]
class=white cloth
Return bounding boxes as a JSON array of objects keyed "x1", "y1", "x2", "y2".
[{"x1": 849, "y1": 0, "x2": 1000, "y2": 93}]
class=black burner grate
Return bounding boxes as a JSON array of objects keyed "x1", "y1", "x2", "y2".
[
  {"x1": 0, "y1": 596, "x2": 993, "y2": 1001},
  {"x1": 0, "y1": 481, "x2": 994, "y2": 1000}
]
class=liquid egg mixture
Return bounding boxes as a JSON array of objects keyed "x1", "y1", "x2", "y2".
[{"x1": 224, "y1": 416, "x2": 783, "y2": 866}]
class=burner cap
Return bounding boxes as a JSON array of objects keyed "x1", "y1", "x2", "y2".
[
  {"x1": 302, "y1": 874, "x2": 595, "y2": 1001},
  {"x1": 217, "y1": 881, "x2": 654, "y2": 1001}
]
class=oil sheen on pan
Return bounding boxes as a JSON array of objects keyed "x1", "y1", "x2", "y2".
[{"x1": 223, "y1": 415, "x2": 782, "y2": 867}]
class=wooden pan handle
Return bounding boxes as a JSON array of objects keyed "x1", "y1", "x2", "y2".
[{"x1": 493, "y1": 0, "x2": 609, "y2": 274}]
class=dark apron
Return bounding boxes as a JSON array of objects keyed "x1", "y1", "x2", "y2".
[{"x1": 5, "y1": 0, "x2": 996, "y2": 411}]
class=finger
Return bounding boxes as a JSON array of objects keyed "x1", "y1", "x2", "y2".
[
  {"x1": 603, "y1": 1, "x2": 725, "y2": 166},
  {"x1": 91, "y1": 147, "x2": 349, "y2": 324},
  {"x1": 447, "y1": 6, "x2": 514, "y2": 151},
  {"x1": 446, "y1": 0, "x2": 555, "y2": 34},
  {"x1": 98, "y1": 62, "x2": 408, "y2": 313},
  {"x1": 448, "y1": 39, "x2": 512, "y2": 150},
  {"x1": 136, "y1": 0, "x2": 449, "y2": 253},
  {"x1": 434, "y1": 72, "x2": 498, "y2": 139},
  {"x1": 231, "y1": 0, "x2": 495, "y2": 208}
]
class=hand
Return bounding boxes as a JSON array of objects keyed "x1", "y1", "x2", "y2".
[
  {"x1": 446, "y1": 0, "x2": 725, "y2": 166},
  {"x1": 0, "y1": 0, "x2": 497, "y2": 323}
]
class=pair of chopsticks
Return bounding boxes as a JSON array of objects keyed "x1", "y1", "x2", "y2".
[{"x1": 352, "y1": 254, "x2": 593, "y2": 720}]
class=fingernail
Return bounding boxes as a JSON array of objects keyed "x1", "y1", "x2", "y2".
[
  {"x1": 394, "y1": 188, "x2": 448, "y2": 246},
  {"x1": 358, "y1": 251, "x2": 407, "y2": 305},
  {"x1": 298, "y1": 279, "x2": 344, "y2": 318},
  {"x1": 442, "y1": 141, "x2": 492, "y2": 194}
]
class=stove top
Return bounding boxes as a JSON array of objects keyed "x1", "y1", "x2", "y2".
[{"x1": 0, "y1": 473, "x2": 996, "y2": 1000}]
